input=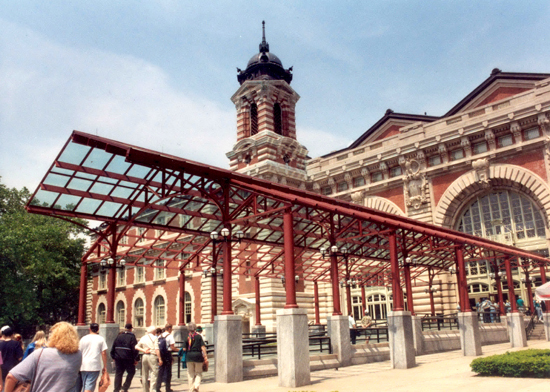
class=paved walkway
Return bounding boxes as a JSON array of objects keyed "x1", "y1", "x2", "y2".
[{"x1": 106, "y1": 340, "x2": 550, "y2": 392}]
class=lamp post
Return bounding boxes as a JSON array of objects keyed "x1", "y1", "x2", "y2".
[
  {"x1": 210, "y1": 228, "x2": 244, "y2": 315},
  {"x1": 424, "y1": 286, "x2": 437, "y2": 316},
  {"x1": 489, "y1": 270, "x2": 505, "y2": 315},
  {"x1": 320, "y1": 245, "x2": 349, "y2": 316}
]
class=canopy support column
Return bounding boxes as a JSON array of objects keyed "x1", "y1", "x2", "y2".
[
  {"x1": 403, "y1": 262, "x2": 415, "y2": 315},
  {"x1": 221, "y1": 233, "x2": 233, "y2": 315},
  {"x1": 505, "y1": 256, "x2": 527, "y2": 347},
  {"x1": 389, "y1": 231, "x2": 404, "y2": 311},
  {"x1": 77, "y1": 262, "x2": 88, "y2": 326},
  {"x1": 314, "y1": 281, "x2": 320, "y2": 325},
  {"x1": 283, "y1": 210, "x2": 298, "y2": 309}
]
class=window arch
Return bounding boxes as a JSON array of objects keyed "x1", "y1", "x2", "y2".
[
  {"x1": 273, "y1": 103, "x2": 282, "y2": 135},
  {"x1": 134, "y1": 298, "x2": 144, "y2": 327},
  {"x1": 154, "y1": 295, "x2": 165, "y2": 327},
  {"x1": 456, "y1": 191, "x2": 546, "y2": 245},
  {"x1": 116, "y1": 301, "x2": 125, "y2": 327},
  {"x1": 185, "y1": 292, "x2": 192, "y2": 323},
  {"x1": 250, "y1": 103, "x2": 258, "y2": 136},
  {"x1": 97, "y1": 303, "x2": 106, "y2": 324}
]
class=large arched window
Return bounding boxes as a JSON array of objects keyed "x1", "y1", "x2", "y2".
[
  {"x1": 97, "y1": 303, "x2": 106, "y2": 324},
  {"x1": 250, "y1": 103, "x2": 258, "y2": 136},
  {"x1": 134, "y1": 298, "x2": 144, "y2": 327},
  {"x1": 116, "y1": 301, "x2": 125, "y2": 327},
  {"x1": 154, "y1": 296, "x2": 165, "y2": 327},
  {"x1": 352, "y1": 295, "x2": 363, "y2": 320},
  {"x1": 367, "y1": 294, "x2": 387, "y2": 320},
  {"x1": 456, "y1": 191, "x2": 546, "y2": 247},
  {"x1": 273, "y1": 103, "x2": 282, "y2": 135},
  {"x1": 185, "y1": 292, "x2": 192, "y2": 323}
]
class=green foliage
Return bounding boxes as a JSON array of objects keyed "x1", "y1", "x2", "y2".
[
  {"x1": 0, "y1": 179, "x2": 87, "y2": 337},
  {"x1": 470, "y1": 349, "x2": 550, "y2": 378}
]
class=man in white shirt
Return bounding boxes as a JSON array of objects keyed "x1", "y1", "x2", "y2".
[
  {"x1": 136, "y1": 325, "x2": 161, "y2": 392},
  {"x1": 155, "y1": 323, "x2": 176, "y2": 392},
  {"x1": 348, "y1": 314, "x2": 357, "y2": 345},
  {"x1": 77, "y1": 323, "x2": 108, "y2": 392}
]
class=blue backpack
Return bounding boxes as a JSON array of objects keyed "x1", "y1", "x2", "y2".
[{"x1": 158, "y1": 336, "x2": 171, "y2": 360}]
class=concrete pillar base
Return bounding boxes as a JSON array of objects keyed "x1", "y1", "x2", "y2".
[
  {"x1": 507, "y1": 312, "x2": 527, "y2": 347},
  {"x1": 76, "y1": 325, "x2": 89, "y2": 340},
  {"x1": 276, "y1": 308, "x2": 311, "y2": 388},
  {"x1": 388, "y1": 311, "x2": 415, "y2": 369},
  {"x1": 543, "y1": 313, "x2": 550, "y2": 341},
  {"x1": 214, "y1": 315, "x2": 243, "y2": 383},
  {"x1": 172, "y1": 325, "x2": 189, "y2": 346},
  {"x1": 411, "y1": 315, "x2": 424, "y2": 355},
  {"x1": 202, "y1": 323, "x2": 213, "y2": 345},
  {"x1": 329, "y1": 315, "x2": 352, "y2": 367},
  {"x1": 458, "y1": 312, "x2": 482, "y2": 356},
  {"x1": 251, "y1": 324, "x2": 266, "y2": 338},
  {"x1": 99, "y1": 323, "x2": 121, "y2": 372}
]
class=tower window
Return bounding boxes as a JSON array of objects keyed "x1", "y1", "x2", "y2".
[
  {"x1": 274, "y1": 103, "x2": 282, "y2": 135},
  {"x1": 250, "y1": 103, "x2": 258, "y2": 135}
]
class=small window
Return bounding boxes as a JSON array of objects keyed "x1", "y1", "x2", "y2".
[
  {"x1": 524, "y1": 127, "x2": 540, "y2": 141},
  {"x1": 371, "y1": 172, "x2": 383, "y2": 183},
  {"x1": 389, "y1": 166, "x2": 402, "y2": 177},
  {"x1": 472, "y1": 141, "x2": 488, "y2": 155},
  {"x1": 154, "y1": 260, "x2": 165, "y2": 280},
  {"x1": 498, "y1": 134, "x2": 513, "y2": 147},
  {"x1": 353, "y1": 176, "x2": 365, "y2": 187},
  {"x1": 97, "y1": 303, "x2": 106, "y2": 324},
  {"x1": 337, "y1": 182, "x2": 348, "y2": 192},
  {"x1": 428, "y1": 155, "x2": 441, "y2": 167},
  {"x1": 117, "y1": 268, "x2": 126, "y2": 287},
  {"x1": 99, "y1": 273, "x2": 107, "y2": 290},
  {"x1": 450, "y1": 149, "x2": 464, "y2": 161},
  {"x1": 185, "y1": 292, "x2": 192, "y2": 323},
  {"x1": 135, "y1": 266, "x2": 145, "y2": 283},
  {"x1": 137, "y1": 227, "x2": 146, "y2": 243},
  {"x1": 321, "y1": 186, "x2": 332, "y2": 195}
]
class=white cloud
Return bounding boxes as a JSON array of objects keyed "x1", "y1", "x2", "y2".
[
  {"x1": 297, "y1": 126, "x2": 351, "y2": 158},
  {"x1": 0, "y1": 20, "x2": 235, "y2": 190}
]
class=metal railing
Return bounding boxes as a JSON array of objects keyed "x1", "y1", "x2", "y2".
[
  {"x1": 525, "y1": 312, "x2": 538, "y2": 337},
  {"x1": 421, "y1": 314, "x2": 459, "y2": 331}
]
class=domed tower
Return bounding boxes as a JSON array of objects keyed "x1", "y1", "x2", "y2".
[{"x1": 227, "y1": 22, "x2": 308, "y2": 188}]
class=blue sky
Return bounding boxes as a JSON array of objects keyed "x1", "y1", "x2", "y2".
[{"x1": 2, "y1": 1, "x2": 550, "y2": 190}]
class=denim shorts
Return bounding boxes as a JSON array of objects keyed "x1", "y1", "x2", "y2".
[{"x1": 80, "y1": 370, "x2": 100, "y2": 391}]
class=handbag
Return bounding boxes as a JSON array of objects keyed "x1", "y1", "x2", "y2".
[
  {"x1": 202, "y1": 359, "x2": 208, "y2": 372},
  {"x1": 14, "y1": 348, "x2": 44, "y2": 392}
]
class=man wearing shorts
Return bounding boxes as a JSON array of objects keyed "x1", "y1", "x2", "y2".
[{"x1": 77, "y1": 323, "x2": 108, "y2": 392}]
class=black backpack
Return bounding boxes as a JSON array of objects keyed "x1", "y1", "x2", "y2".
[{"x1": 158, "y1": 335, "x2": 171, "y2": 360}]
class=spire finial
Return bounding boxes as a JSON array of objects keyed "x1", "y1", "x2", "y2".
[{"x1": 259, "y1": 20, "x2": 269, "y2": 53}]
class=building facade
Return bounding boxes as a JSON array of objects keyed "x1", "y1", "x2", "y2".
[{"x1": 88, "y1": 28, "x2": 550, "y2": 336}]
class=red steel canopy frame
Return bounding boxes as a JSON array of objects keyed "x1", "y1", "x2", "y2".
[{"x1": 26, "y1": 131, "x2": 550, "y2": 323}]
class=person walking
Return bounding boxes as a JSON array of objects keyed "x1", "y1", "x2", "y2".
[
  {"x1": 348, "y1": 314, "x2": 357, "y2": 345},
  {"x1": 76, "y1": 323, "x2": 108, "y2": 392},
  {"x1": 111, "y1": 323, "x2": 139, "y2": 392},
  {"x1": 23, "y1": 331, "x2": 47, "y2": 359},
  {"x1": 0, "y1": 327, "x2": 23, "y2": 385},
  {"x1": 156, "y1": 323, "x2": 176, "y2": 392},
  {"x1": 4, "y1": 321, "x2": 82, "y2": 392},
  {"x1": 136, "y1": 326, "x2": 161, "y2": 392},
  {"x1": 183, "y1": 322, "x2": 208, "y2": 392}
]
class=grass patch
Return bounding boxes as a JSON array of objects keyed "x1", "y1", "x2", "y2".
[{"x1": 470, "y1": 349, "x2": 550, "y2": 378}]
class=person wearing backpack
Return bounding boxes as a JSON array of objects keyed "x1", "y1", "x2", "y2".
[{"x1": 155, "y1": 323, "x2": 176, "y2": 392}]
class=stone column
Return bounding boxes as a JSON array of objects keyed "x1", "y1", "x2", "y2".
[
  {"x1": 276, "y1": 308, "x2": 310, "y2": 388},
  {"x1": 457, "y1": 312, "x2": 482, "y2": 356},
  {"x1": 543, "y1": 312, "x2": 550, "y2": 341},
  {"x1": 329, "y1": 315, "x2": 352, "y2": 366},
  {"x1": 388, "y1": 311, "x2": 415, "y2": 369},
  {"x1": 76, "y1": 326, "x2": 89, "y2": 340},
  {"x1": 411, "y1": 315, "x2": 424, "y2": 355},
  {"x1": 172, "y1": 325, "x2": 189, "y2": 346},
  {"x1": 507, "y1": 312, "x2": 527, "y2": 347},
  {"x1": 214, "y1": 315, "x2": 243, "y2": 383},
  {"x1": 99, "y1": 323, "x2": 121, "y2": 372}
]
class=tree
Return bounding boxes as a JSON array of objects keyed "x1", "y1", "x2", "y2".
[{"x1": 0, "y1": 179, "x2": 87, "y2": 337}]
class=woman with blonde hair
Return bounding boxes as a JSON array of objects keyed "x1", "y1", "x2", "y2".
[
  {"x1": 4, "y1": 322, "x2": 82, "y2": 392},
  {"x1": 23, "y1": 330, "x2": 47, "y2": 359}
]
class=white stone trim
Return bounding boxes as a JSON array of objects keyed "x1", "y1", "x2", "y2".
[
  {"x1": 433, "y1": 164, "x2": 550, "y2": 228},
  {"x1": 363, "y1": 196, "x2": 405, "y2": 216}
]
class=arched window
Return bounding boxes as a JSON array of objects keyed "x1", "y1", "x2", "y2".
[
  {"x1": 116, "y1": 301, "x2": 125, "y2": 327},
  {"x1": 134, "y1": 298, "x2": 144, "y2": 327},
  {"x1": 250, "y1": 103, "x2": 258, "y2": 136},
  {"x1": 367, "y1": 294, "x2": 387, "y2": 320},
  {"x1": 97, "y1": 303, "x2": 106, "y2": 324},
  {"x1": 352, "y1": 295, "x2": 363, "y2": 320},
  {"x1": 154, "y1": 296, "x2": 165, "y2": 326},
  {"x1": 273, "y1": 103, "x2": 282, "y2": 135},
  {"x1": 185, "y1": 292, "x2": 192, "y2": 323},
  {"x1": 456, "y1": 191, "x2": 546, "y2": 244}
]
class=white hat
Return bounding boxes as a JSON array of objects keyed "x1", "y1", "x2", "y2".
[{"x1": 1, "y1": 325, "x2": 9, "y2": 332}]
